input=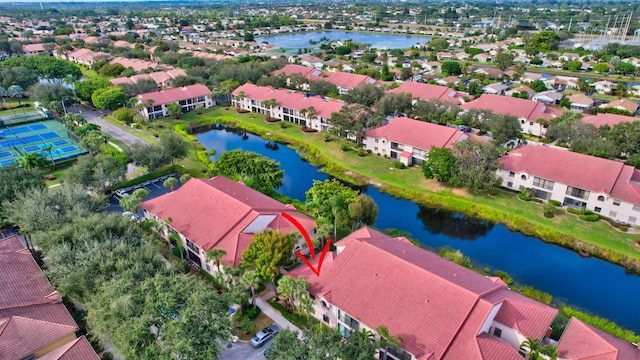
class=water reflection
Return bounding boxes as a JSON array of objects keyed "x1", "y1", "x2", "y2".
[{"x1": 416, "y1": 206, "x2": 494, "y2": 240}]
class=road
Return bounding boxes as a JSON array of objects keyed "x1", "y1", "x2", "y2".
[{"x1": 67, "y1": 105, "x2": 148, "y2": 147}]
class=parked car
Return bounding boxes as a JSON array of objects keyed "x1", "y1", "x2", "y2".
[
  {"x1": 122, "y1": 211, "x2": 136, "y2": 221},
  {"x1": 457, "y1": 125, "x2": 472, "y2": 133},
  {"x1": 250, "y1": 324, "x2": 279, "y2": 348}
]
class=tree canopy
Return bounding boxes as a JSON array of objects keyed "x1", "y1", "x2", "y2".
[
  {"x1": 241, "y1": 229, "x2": 297, "y2": 284},
  {"x1": 213, "y1": 149, "x2": 284, "y2": 193}
]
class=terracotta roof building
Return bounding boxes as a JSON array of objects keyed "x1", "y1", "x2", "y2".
[
  {"x1": 498, "y1": 145, "x2": 640, "y2": 225},
  {"x1": 568, "y1": 94, "x2": 595, "y2": 112},
  {"x1": 142, "y1": 176, "x2": 316, "y2": 273},
  {"x1": 56, "y1": 48, "x2": 112, "y2": 66},
  {"x1": 22, "y1": 43, "x2": 53, "y2": 57},
  {"x1": 232, "y1": 84, "x2": 345, "y2": 132},
  {"x1": 386, "y1": 82, "x2": 466, "y2": 105},
  {"x1": 557, "y1": 317, "x2": 640, "y2": 359},
  {"x1": 288, "y1": 227, "x2": 558, "y2": 360},
  {"x1": 110, "y1": 69, "x2": 187, "y2": 88},
  {"x1": 460, "y1": 94, "x2": 562, "y2": 136},
  {"x1": 599, "y1": 98, "x2": 639, "y2": 115},
  {"x1": 582, "y1": 113, "x2": 638, "y2": 128},
  {"x1": 324, "y1": 71, "x2": 382, "y2": 95},
  {"x1": 364, "y1": 117, "x2": 470, "y2": 166},
  {"x1": 271, "y1": 64, "x2": 324, "y2": 82},
  {"x1": 109, "y1": 57, "x2": 171, "y2": 73},
  {"x1": 0, "y1": 235, "x2": 99, "y2": 360},
  {"x1": 136, "y1": 84, "x2": 213, "y2": 120}
]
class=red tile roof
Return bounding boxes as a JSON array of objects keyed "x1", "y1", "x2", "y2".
[
  {"x1": 142, "y1": 177, "x2": 315, "y2": 266},
  {"x1": 110, "y1": 69, "x2": 187, "y2": 87},
  {"x1": 270, "y1": 64, "x2": 324, "y2": 81},
  {"x1": 324, "y1": 71, "x2": 382, "y2": 89},
  {"x1": 387, "y1": 82, "x2": 466, "y2": 105},
  {"x1": 39, "y1": 336, "x2": 100, "y2": 360},
  {"x1": 500, "y1": 145, "x2": 640, "y2": 203},
  {"x1": 476, "y1": 333, "x2": 523, "y2": 360},
  {"x1": 600, "y1": 98, "x2": 639, "y2": 113},
  {"x1": 0, "y1": 316, "x2": 77, "y2": 359},
  {"x1": 137, "y1": 84, "x2": 211, "y2": 106},
  {"x1": 366, "y1": 117, "x2": 467, "y2": 151},
  {"x1": 557, "y1": 317, "x2": 640, "y2": 360},
  {"x1": 461, "y1": 94, "x2": 562, "y2": 122},
  {"x1": 289, "y1": 227, "x2": 556, "y2": 359},
  {"x1": 22, "y1": 43, "x2": 48, "y2": 52},
  {"x1": 582, "y1": 113, "x2": 638, "y2": 128},
  {"x1": 109, "y1": 56, "x2": 170, "y2": 72},
  {"x1": 232, "y1": 84, "x2": 345, "y2": 119}
]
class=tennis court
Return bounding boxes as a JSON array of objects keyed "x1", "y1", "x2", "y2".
[{"x1": 0, "y1": 120, "x2": 88, "y2": 168}]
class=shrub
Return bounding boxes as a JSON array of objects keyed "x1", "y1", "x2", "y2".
[
  {"x1": 245, "y1": 306, "x2": 261, "y2": 321},
  {"x1": 514, "y1": 285, "x2": 553, "y2": 305},
  {"x1": 567, "y1": 207, "x2": 582, "y2": 215},
  {"x1": 323, "y1": 134, "x2": 332, "y2": 142},
  {"x1": 543, "y1": 203, "x2": 556, "y2": 218},
  {"x1": 549, "y1": 199, "x2": 561, "y2": 207},
  {"x1": 393, "y1": 161, "x2": 405, "y2": 169},
  {"x1": 518, "y1": 193, "x2": 532, "y2": 201},
  {"x1": 171, "y1": 245, "x2": 184, "y2": 258},
  {"x1": 340, "y1": 144, "x2": 350, "y2": 152},
  {"x1": 301, "y1": 126, "x2": 317, "y2": 133},
  {"x1": 101, "y1": 352, "x2": 113, "y2": 360},
  {"x1": 358, "y1": 149, "x2": 368, "y2": 157},
  {"x1": 579, "y1": 213, "x2": 600, "y2": 222},
  {"x1": 280, "y1": 122, "x2": 289, "y2": 129}
]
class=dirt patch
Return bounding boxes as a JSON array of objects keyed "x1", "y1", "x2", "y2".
[{"x1": 451, "y1": 188, "x2": 470, "y2": 197}]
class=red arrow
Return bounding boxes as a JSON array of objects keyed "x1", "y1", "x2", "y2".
[{"x1": 281, "y1": 211, "x2": 331, "y2": 276}]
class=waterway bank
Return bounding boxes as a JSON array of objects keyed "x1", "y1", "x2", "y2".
[{"x1": 167, "y1": 108, "x2": 640, "y2": 275}]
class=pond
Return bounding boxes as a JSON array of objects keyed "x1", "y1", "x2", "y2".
[
  {"x1": 196, "y1": 125, "x2": 640, "y2": 334},
  {"x1": 255, "y1": 30, "x2": 429, "y2": 52}
]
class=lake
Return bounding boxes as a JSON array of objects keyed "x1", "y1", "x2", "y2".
[
  {"x1": 255, "y1": 31, "x2": 429, "y2": 52},
  {"x1": 196, "y1": 125, "x2": 640, "y2": 334}
]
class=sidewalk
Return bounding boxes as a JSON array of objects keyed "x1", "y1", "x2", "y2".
[{"x1": 255, "y1": 289, "x2": 302, "y2": 336}]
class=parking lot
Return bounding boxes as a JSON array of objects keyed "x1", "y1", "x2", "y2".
[
  {"x1": 106, "y1": 174, "x2": 182, "y2": 215},
  {"x1": 217, "y1": 339, "x2": 272, "y2": 360}
]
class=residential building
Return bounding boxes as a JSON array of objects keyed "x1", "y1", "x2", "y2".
[
  {"x1": 0, "y1": 235, "x2": 99, "y2": 360},
  {"x1": 270, "y1": 64, "x2": 324, "y2": 90},
  {"x1": 599, "y1": 98, "x2": 639, "y2": 115},
  {"x1": 110, "y1": 69, "x2": 188, "y2": 88},
  {"x1": 136, "y1": 84, "x2": 213, "y2": 119},
  {"x1": 231, "y1": 84, "x2": 344, "y2": 131},
  {"x1": 520, "y1": 72, "x2": 544, "y2": 83},
  {"x1": 363, "y1": 116, "x2": 470, "y2": 166},
  {"x1": 499, "y1": 145, "x2": 640, "y2": 224},
  {"x1": 461, "y1": 94, "x2": 562, "y2": 136},
  {"x1": 386, "y1": 82, "x2": 466, "y2": 105},
  {"x1": 531, "y1": 90, "x2": 563, "y2": 105},
  {"x1": 568, "y1": 94, "x2": 595, "y2": 112},
  {"x1": 436, "y1": 76, "x2": 461, "y2": 86},
  {"x1": 581, "y1": 113, "x2": 638, "y2": 128},
  {"x1": 592, "y1": 80, "x2": 616, "y2": 94},
  {"x1": 288, "y1": 227, "x2": 558, "y2": 360},
  {"x1": 436, "y1": 51, "x2": 453, "y2": 60},
  {"x1": 505, "y1": 85, "x2": 534, "y2": 98},
  {"x1": 481, "y1": 83, "x2": 509, "y2": 95},
  {"x1": 109, "y1": 57, "x2": 171, "y2": 73},
  {"x1": 142, "y1": 176, "x2": 316, "y2": 274},
  {"x1": 56, "y1": 48, "x2": 112, "y2": 66},
  {"x1": 557, "y1": 317, "x2": 640, "y2": 359},
  {"x1": 22, "y1": 43, "x2": 53, "y2": 57},
  {"x1": 542, "y1": 76, "x2": 579, "y2": 91},
  {"x1": 324, "y1": 71, "x2": 382, "y2": 95}
]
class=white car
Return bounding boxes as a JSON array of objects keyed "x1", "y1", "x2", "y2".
[
  {"x1": 122, "y1": 211, "x2": 136, "y2": 221},
  {"x1": 250, "y1": 324, "x2": 279, "y2": 348}
]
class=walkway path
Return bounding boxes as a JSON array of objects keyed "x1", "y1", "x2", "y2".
[
  {"x1": 67, "y1": 105, "x2": 149, "y2": 147},
  {"x1": 256, "y1": 288, "x2": 302, "y2": 336}
]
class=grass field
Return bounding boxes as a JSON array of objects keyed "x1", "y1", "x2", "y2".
[{"x1": 153, "y1": 106, "x2": 640, "y2": 271}]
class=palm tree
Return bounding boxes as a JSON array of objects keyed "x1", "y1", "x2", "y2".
[
  {"x1": 163, "y1": 177, "x2": 178, "y2": 191},
  {"x1": 541, "y1": 344, "x2": 558, "y2": 360},
  {"x1": 262, "y1": 98, "x2": 276, "y2": 117},
  {"x1": 206, "y1": 248, "x2": 227, "y2": 272},
  {"x1": 17, "y1": 153, "x2": 48, "y2": 171},
  {"x1": 45, "y1": 144, "x2": 55, "y2": 167},
  {"x1": 240, "y1": 269, "x2": 261, "y2": 307},
  {"x1": 7, "y1": 85, "x2": 24, "y2": 106},
  {"x1": 376, "y1": 325, "x2": 404, "y2": 360},
  {"x1": 521, "y1": 337, "x2": 542, "y2": 360}
]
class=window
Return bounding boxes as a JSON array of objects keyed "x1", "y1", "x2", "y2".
[
  {"x1": 529, "y1": 121, "x2": 534, "y2": 126},
  {"x1": 507, "y1": 181, "x2": 513, "y2": 188},
  {"x1": 521, "y1": 119, "x2": 525, "y2": 124},
  {"x1": 609, "y1": 210, "x2": 617, "y2": 218},
  {"x1": 598, "y1": 195, "x2": 605, "y2": 202},
  {"x1": 566, "y1": 186, "x2": 590, "y2": 200},
  {"x1": 205, "y1": 264, "x2": 210, "y2": 271},
  {"x1": 374, "y1": 147, "x2": 378, "y2": 151},
  {"x1": 509, "y1": 171, "x2": 515, "y2": 177},
  {"x1": 533, "y1": 177, "x2": 554, "y2": 190},
  {"x1": 634, "y1": 204, "x2": 640, "y2": 211},
  {"x1": 323, "y1": 314, "x2": 329, "y2": 323},
  {"x1": 521, "y1": 175, "x2": 527, "y2": 180},
  {"x1": 321, "y1": 301, "x2": 328, "y2": 308},
  {"x1": 613, "y1": 199, "x2": 621, "y2": 206},
  {"x1": 375, "y1": 139, "x2": 379, "y2": 143},
  {"x1": 594, "y1": 207, "x2": 602, "y2": 213},
  {"x1": 493, "y1": 327, "x2": 502, "y2": 338},
  {"x1": 629, "y1": 216, "x2": 637, "y2": 224}
]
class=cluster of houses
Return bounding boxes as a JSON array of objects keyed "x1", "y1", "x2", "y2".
[
  {"x1": 140, "y1": 175, "x2": 640, "y2": 360},
  {"x1": 0, "y1": 235, "x2": 100, "y2": 359}
]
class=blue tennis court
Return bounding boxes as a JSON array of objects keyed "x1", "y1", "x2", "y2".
[
  {"x1": 0, "y1": 138, "x2": 25, "y2": 149},
  {"x1": 21, "y1": 132, "x2": 60, "y2": 144},
  {"x1": 59, "y1": 145, "x2": 78, "y2": 153},
  {"x1": 23, "y1": 140, "x2": 70, "y2": 153},
  {"x1": 0, "y1": 151, "x2": 11, "y2": 158},
  {"x1": 0, "y1": 123, "x2": 48, "y2": 137}
]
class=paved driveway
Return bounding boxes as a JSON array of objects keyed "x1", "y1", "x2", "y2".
[
  {"x1": 67, "y1": 106, "x2": 148, "y2": 147},
  {"x1": 218, "y1": 339, "x2": 272, "y2": 360}
]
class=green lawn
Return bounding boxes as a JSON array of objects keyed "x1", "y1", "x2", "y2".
[{"x1": 155, "y1": 106, "x2": 640, "y2": 271}]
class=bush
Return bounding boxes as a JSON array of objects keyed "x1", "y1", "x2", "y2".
[
  {"x1": 514, "y1": 285, "x2": 553, "y2": 305},
  {"x1": 280, "y1": 122, "x2": 289, "y2": 129},
  {"x1": 543, "y1": 203, "x2": 556, "y2": 218},
  {"x1": 171, "y1": 245, "x2": 185, "y2": 258},
  {"x1": 393, "y1": 161, "x2": 405, "y2": 169},
  {"x1": 358, "y1": 149, "x2": 368, "y2": 157},
  {"x1": 101, "y1": 352, "x2": 113, "y2": 360},
  {"x1": 301, "y1": 126, "x2": 317, "y2": 133},
  {"x1": 340, "y1": 144, "x2": 350, "y2": 152},
  {"x1": 549, "y1": 199, "x2": 561, "y2": 207},
  {"x1": 323, "y1": 134, "x2": 332, "y2": 142},
  {"x1": 579, "y1": 213, "x2": 600, "y2": 222},
  {"x1": 245, "y1": 306, "x2": 261, "y2": 321},
  {"x1": 518, "y1": 193, "x2": 532, "y2": 201}
]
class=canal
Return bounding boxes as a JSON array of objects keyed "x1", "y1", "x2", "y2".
[{"x1": 196, "y1": 125, "x2": 640, "y2": 334}]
